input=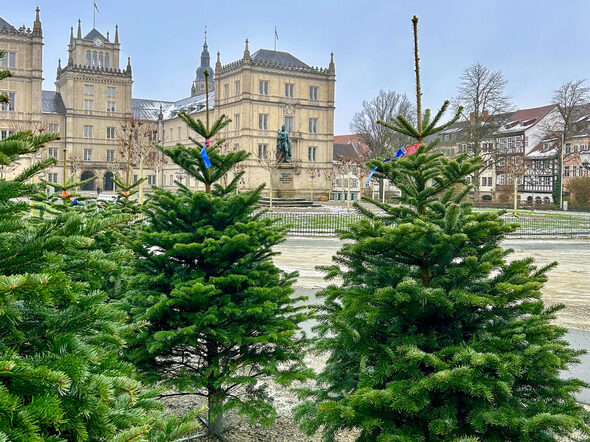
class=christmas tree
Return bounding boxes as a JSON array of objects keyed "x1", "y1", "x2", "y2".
[
  {"x1": 125, "y1": 71, "x2": 310, "y2": 436},
  {"x1": 294, "y1": 17, "x2": 589, "y2": 441},
  {"x1": 0, "y1": 51, "x2": 201, "y2": 440}
]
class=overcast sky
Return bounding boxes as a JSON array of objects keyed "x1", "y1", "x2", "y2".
[{"x1": 5, "y1": 0, "x2": 590, "y2": 134}]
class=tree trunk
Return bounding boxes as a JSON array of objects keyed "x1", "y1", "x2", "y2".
[
  {"x1": 472, "y1": 168, "x2": 480, "y2": 202},
  {"x1": 207, "y1": 395, "x2": 224, "y2": 437},
  {"x1": 269, "y1": 170, "x2": 273, "y2": 211},
  {"x1": 513, "y1": 178, "x2": 518, "y2": 215},
  {"x1": 139, "y1": 157, "x2": 144, "y2": 204}
]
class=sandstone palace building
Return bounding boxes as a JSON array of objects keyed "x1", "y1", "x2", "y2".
[{"x1": 0, "y1": 9, "x2": 335, "y2": 199}]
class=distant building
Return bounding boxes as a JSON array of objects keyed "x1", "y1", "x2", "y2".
[{"x1": 1, "y1": 9, "x2": 335, "y2": 199}]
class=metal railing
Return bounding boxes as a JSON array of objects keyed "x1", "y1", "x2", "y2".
[{"x1": 259, "y1": 211, "x2": 590, "y2": 238}]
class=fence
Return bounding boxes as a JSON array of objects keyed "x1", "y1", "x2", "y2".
[{"x1": 258, "y1": 211, "x2": 590, "y2": 238}]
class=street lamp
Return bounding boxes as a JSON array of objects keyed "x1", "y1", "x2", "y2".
[{"x1": 581, "y1": 151, "x2": 590, "y2": 171}]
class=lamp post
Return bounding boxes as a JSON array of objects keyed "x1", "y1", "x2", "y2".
[{"x1": 581, "y1": 151, "x2": 590, "y2": 172}]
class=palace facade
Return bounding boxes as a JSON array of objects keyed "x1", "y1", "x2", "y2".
[{"x1": 0, "y1": 9, "x2": 335, "y2": 199}]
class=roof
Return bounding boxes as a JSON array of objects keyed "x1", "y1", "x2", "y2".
[
  {"x1": 333, "y1": 142, "x2": 362, "y2": 162},
  {"x1": 497, "y1": 104, "x2": 556, "y2": 134},
  {"x1": 132, "y1": 91, "x2": 214, "y2": 121},
  {"x1": 41, "y1": 91, "x2": 66, "y2": 114},
  {"x1": 132, "y1": 98, "x2": 173, "y2": 121},
  {"x1": 334, "y1": 134, "x2": 370, "y2": 156},
  {"x1": 251, "y1": 49, "x2": 310, "y2": 69},
  {"x1": 526, "y1": 141, "x2": 557, "y2": 159},
  {"x1": 0, "y1": 17, "x2": 15, "y2": 32},
  {"x1": 83, "y1": 28, "x2": 108, "y2": 41}
]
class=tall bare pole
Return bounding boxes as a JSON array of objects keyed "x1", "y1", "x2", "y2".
[{"x1": 412, "y1": 16, "x2": 423, "y2": 143}]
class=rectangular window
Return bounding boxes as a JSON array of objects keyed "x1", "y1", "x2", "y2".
[
  {"x1": 259, "y1": 80, "x2": 269, "y2": 95},
  {"x1": 234, "y1": 113, "x2": 240, "y2": 131},
  {"x1": 564, "y1": 166, "x2": 570, "y2": 177},
  {"x1": 258, "y1": 113, "x2": 268, "y2": 130},
  {"x1": 148, "y1": 175, "x2": 156, "y2": 185},
  {"x1": 83, "y1": 125, "x2": 93, "y2": 138},
  {"x1": 133, "y1": 175, "x2": 138, "y2": 183},
  {"x1": 234, "y1": 80, "x2": 240, "y2": 95},
  {"x1": 284, "y1": 116, "x2": 293, "y2": 132},
  {"x1": 308, "y1": 146, "x2": 317, "y2": 162},
  {"x1": 48, "y1": 172, "x2": 58, "y2": 183},
  {"x1": 84, "y1": 84, "x2": 94, "y2": 95},
  {"x1": 83, "y1": 148, "x2": 92, "y2": 161},
  {"x1": 0, "y1": 130, "x2": 7, "y2": 140},
  {"x1": 106, "y1": 101, "x2": 116, "y2": 112},
  {"x1": 258, "y1": 144, "x2": 267, "y2": 159},
  {"x1": 48, "y1": 148, "x2": 58, "y2": 158},
  {"x1": 106, "y1": 127, "x2": 115, "y2": 139},
  {"x1": 106, "y1": 87, "x2": 116, "y2": 97},
  {"x1": 308, "y1": 118, "x2": 318, "y2": 134},
  {"x1": 2, "y1": 52, "x2": 16, "y2": 68},
  {"x1": 309, "y1": 86, "x2": 318, "y2": 101},
  {"x1": 285, "y1": 83, "x2": 294, "y2": 97},
  {"x1": 1, "y1": 92, "x2": 15, "y2": 111},
  {"x1": 84, "y1": 99, "x2": 93, "y2": 111},
  {"x1": 106, "y1": 149, "x2": 115, "y2": 162},
  {"x1": 565, "y1": 143, "x2": 571, "y2": 154},
  {"x1": 48, "y1": 123, "x2": 59, "y2": 133},
  {"x1": 224, "y1": 83, "x2": 229, "y2": 98}
]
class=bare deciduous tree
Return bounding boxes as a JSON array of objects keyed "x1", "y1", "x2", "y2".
[
  {"x1": 117, "y1": 118, "x2": 158, "y2": 202},
  {"x1": 454, "y1": 62, "x2": 512, "y2": 201},
  {"x1": 542, "y1": 80, "x2": 590, "y2": 207},
  {"x1": 350, "y1": 90, "x2": 415, "y2": 199},
  {"x1": 350, "y1": 90, "x2": 415, "y2": 159},
  {"x1": 257, "y1": 148, "x2": 282, "y2": 211}
]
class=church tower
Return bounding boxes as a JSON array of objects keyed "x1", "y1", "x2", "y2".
[
  {"x1": 54, "y1": 19, "x2": 133, "y2": 192},
  {"x1": 191, "y1": 27, "x2": 214, "y2": 96}
]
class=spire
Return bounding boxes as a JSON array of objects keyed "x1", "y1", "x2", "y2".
[
  {"x1": 106, "y1": 31, "x2": 109, "y2": 41},
  {"x1": 329, "y1": 51, "x2": 335, "y2": 73},
  {"x1": 158, "y1": 104, "x2": 163, "y2": 121},
  {"x1": 243, "y1": 38, "x2": 251, "y2": 61},
  {"x1": 57, "y1": 58, "x2": 62, "y2": 75},
  {"x1": 114, "y1": 24, "x2": 119, "y2": 43},
  {"x1": 77, "y1": 19, "x2": 81, "y2": 38},
  {"x1": 33, "y1": 7, "x2": 42, "y2": 34},
  {"x1": 200, "y1": 27, "x2": 210, "y2": 69},
  {"x1": 70, "y1": 26, "x2": 74, "y2": 43},
  {"x1": 215, "y1": 51, "x2": 221, "y2": 72},
  {"x1": 126, "y1": 56, "x2": 132, "y2": 74}
]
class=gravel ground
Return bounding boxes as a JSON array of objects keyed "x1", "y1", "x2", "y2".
[{"x1": 162, "y1": 352, "x2": 359, "y2": 442}]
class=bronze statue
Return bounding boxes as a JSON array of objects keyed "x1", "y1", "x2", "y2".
[{"x1": 276, "y1": 124, "x2": 291, "y2": 163}]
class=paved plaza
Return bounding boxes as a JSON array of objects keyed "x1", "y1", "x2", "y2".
[{"x1": 274, "y1": 237, "x2": 590, "y2": 403}]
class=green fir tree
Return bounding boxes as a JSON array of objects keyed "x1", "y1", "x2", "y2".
[
  {"x1": 0, "y1": 51, "x2": 201, "y2": 440},
  {"x1": 125, "y1": 71, "x2": 311, "y2": 436},
  {"x1": 294, "y1": 17, "x2": 589, "y2": 441}
]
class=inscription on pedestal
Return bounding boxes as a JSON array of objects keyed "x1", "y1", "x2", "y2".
[{"x1": 279, "y1": 171, "x2": 293, "y2": 184}]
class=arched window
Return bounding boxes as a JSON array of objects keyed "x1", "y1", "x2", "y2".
[
  {"x1": 81, "y1": 171, "x2": 96, "y2": 191},
  {"x1": 105, "y1": 52, "x2": 110, "y2": 69},
  {"x1": 86, "y1": 50, "x2": 91, "y2": 66},
  {"x1": 103, "y1": 171, "x2": 114, "y2": 191},
  {"x1": 98, "y1": 52, "x2": 103, "y2": 68},
  {"x1": 92, "y1": 51, "x2": 97, "y2": 67}
]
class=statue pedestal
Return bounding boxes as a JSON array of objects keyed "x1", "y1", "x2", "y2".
[{"x1": 272, "y1": 163, "x2": 297, "y2": 199}]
